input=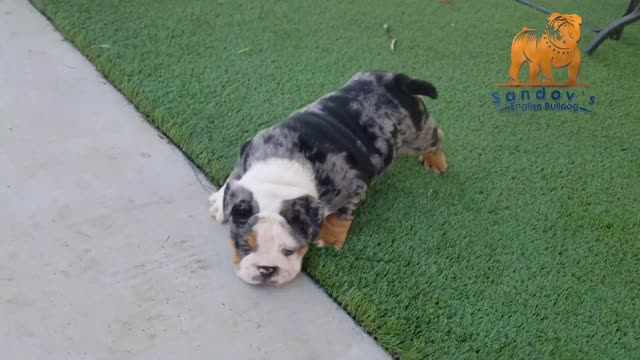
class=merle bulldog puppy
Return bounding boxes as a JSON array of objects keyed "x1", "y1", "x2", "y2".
[{"x1": 209, "y1": 71, "x2": 448, "y2": 285}]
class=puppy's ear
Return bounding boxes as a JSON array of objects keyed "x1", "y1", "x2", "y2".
[
  {"x1": 223, "y1": 181, "x2": 258, "y2": 226},
  {"x1": 239, "y1": 140, "x2": 251, "y2": 157},
  {"x1": 280, "y1": 195, "x2": 324, "y2": 243}
]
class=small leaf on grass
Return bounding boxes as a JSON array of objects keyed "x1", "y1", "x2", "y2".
[
  {"x1": 390, "y1": 38, "x2": 397, "y2": 52},
  {"x1": 237, "y1": 47, "x2": 251, "y2": 54}
]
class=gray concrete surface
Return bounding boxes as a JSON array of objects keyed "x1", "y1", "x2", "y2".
[{"x1": 0, "y1": 1, "x2": 390, "y2": 359}]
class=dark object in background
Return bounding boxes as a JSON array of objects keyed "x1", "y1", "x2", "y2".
[
  {"x1": 515, "y1": 0, "x2": 640, "y2": 54},
  {"x1": 585, "y1": 0, "x2": 640, "y2": 54}
]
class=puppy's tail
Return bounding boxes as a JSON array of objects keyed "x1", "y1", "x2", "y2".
[
  {"x1": 398, "y1": 75, "x2": 438, "y2": 100},
  {"x1": 386, "y1": 73, "x2": 438, "y2": 99},
  {"x1": 372, "y1": 71, "x2": 438, "y2": 99}
]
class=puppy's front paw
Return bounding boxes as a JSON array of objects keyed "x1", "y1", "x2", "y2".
[
  {"x1": 313, "y1": 238, "x2": 343, "y2": 250},
  {"x1": 316, "y1": 214, "x2": 352, "y2": 250},
  {"x1": 208, "y1": 191, "x2": 224, "y2": 223},
  {"x1": 314, "y1": 239, "x2": 327, "y2": 248},
  {"x1": 208, "y1": 191, "x2": 218, "y2": 205},
  {"x1": 420, "y1": 151, "x2": 448, "y2": 174}
]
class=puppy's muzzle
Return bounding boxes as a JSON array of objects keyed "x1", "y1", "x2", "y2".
[{"x1": 257, "y1": 265, "x2": 278, "y2": 280}]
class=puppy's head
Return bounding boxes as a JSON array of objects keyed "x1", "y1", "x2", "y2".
[{"x1": 223, "y1": 181, "x2": 323, "y2": 285}]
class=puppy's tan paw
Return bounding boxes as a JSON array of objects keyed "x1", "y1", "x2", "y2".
[
  {"x1": 314, "y1": 239, "x2": 327, "y2": 248},
  {"x1": 317, "y1": 214, "x2": 352, "y2": 250},
  {"x1": 420, "y1": 151, "x2": 448, "y2": 174},
  {"x1": 315, "y1": 238, "x2": 344, "y2": 250}
]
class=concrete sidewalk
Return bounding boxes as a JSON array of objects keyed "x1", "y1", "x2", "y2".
[{"x1": 0, "y1": 1, "x2": 390, "y2": 359}]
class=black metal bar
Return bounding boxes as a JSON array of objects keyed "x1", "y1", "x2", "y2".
[
  {"x1": 514, "y1": 0, "x2": 602, "y2": 32},
  {"x1": 585, "y1": 4, "x2": 640, "y2": 54},
  {"x1": 610, "y1": 0, "x2": 640, "y2": 40}
]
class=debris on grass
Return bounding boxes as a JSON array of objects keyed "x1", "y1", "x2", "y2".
[
  {"x1": 382, "y1": 23, "x2": 397, "y2": 53},
  {"x1": 237, "y1": 47, "x2": 251, "y2": 54},
  {"x1": 390, "y1": 38, "x2": 397, "y2": 52}
]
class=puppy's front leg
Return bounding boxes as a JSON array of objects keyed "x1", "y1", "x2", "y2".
[
  {"x1": 420, "y1": 151, "x2": 448, "y2": 173},
  {"x1": 419, "y1": 129, "x2": 448, "y2": 173},
  {"x1": 315, "y1": 213, "x2": 353, "y2": 250},
  {"x1": 208, "y1": 184, "x2": 226, "y2": 223},
  {"x1": 209, "y1": 166, "x2": 245, "y2": 223},
  {"x1": 314, "y1": 179, "x2": 365, "y2": 249}
]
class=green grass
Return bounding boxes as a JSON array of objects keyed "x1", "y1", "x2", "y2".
[{"x1": 31, "y1": 0, "x2": 640, "y2": 358}]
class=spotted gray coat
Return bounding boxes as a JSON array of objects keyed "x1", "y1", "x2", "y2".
[{"x1": 223, "y1": 71, "x2": 443, "y2": 224}]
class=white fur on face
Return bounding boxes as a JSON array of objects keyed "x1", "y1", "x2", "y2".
[
  {"x1": 236, "y1": 214, "x2": 304, "y2": 285},
  {"x1": 209, "y1": 158, "x2": 318, "y2": 225},
  {"x1": 238, "y1": 158, "x2": 318, "y2": 211},
  {"x1": 209, "y1": 158, "x2": 319, "y2": 285}
]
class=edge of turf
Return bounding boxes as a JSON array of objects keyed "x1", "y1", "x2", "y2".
[
  {"x1": 27, "y1": 2, "x2": 402, "y2": 357},
  {"x1": 28, "y1": 0, "x2": 222, "y2": 188},
  {"x1": 303, "y1": 262, "x2": 415, "y2": 358}
]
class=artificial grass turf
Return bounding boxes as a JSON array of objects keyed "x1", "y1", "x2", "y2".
[{"x1": 31, "y1": 0, "x2": 640, "y2": 358}]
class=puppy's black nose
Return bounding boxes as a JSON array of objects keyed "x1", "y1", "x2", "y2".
[{"x1": 257, "y1": 265, "x2": 278, "y2": 278}]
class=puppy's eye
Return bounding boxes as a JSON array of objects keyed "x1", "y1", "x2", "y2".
[{"x1": 282, "y1": 248, "x2": 296, "y2": 257}]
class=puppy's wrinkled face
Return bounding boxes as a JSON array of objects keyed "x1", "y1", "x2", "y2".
[
  {"x1": 225, "y1": 183, "x2": 323, "y2": 285},
  {"x1": 232, "y1": 216, "x2": 310, "y2": 285}
]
